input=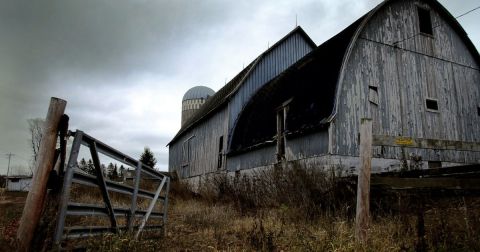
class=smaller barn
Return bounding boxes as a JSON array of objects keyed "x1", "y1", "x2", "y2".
[{"x1": 6, "y1": 176, "x2": 32, "y2": 192}]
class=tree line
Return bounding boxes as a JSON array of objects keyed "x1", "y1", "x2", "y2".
[{"x1": 77, "y1": 147, "x2": 157, "y2": 181}]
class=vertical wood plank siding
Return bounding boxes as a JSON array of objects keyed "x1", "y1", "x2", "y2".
[
  {"x1": 286, "y1": 131, "x2": 329, "y2": 161},
  {"x1": 169, "y1": 107, "x2": 228, "y2": 178},
  {"x1": 332, "y1": 0, "x2": 480, "y2": 163},
  {"x1": 228, "y1": 146, "x2": 277, "y2": 172}
]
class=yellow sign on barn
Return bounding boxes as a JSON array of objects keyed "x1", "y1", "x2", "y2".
[{"x1": 394, "y1": 137, "x2": 414, "y2": 146}]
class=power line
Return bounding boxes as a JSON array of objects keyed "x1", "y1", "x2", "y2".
[
  {"x1": 393, "y1": 5, "x2": 480, "y2": 46},
  {"x1": 5, "y1": 153, "x2": 14, "y2": 188},
  {"x1": 455, "y1": 6, "x2": 480, "y2": 19}
]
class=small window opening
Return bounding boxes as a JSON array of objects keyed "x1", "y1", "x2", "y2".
[
  {"x1": 417, "y1": 7, "x2": 433, "y2": 35},
  {"x1": 217, "y1": 136, "x2": 224, "y2": 169},
  {"x1": 477, "y1": 106, "x2": 480, "y2": 116},
  {"x1": 426, "y1": 98, "x2": 438, "y2": 111},
  {"x1": 369, "y1": 85, "x2": 379, "y2": 105}
]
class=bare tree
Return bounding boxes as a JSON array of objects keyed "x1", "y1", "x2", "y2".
[{"x1": 28, "y1": 118, "x2": 45, "y2": 162}]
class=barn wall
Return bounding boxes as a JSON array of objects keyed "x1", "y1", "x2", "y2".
[
  {"x1": 7, "y1": 178, "x2": 32, "y2": 192},
  {"x1": 228, "y1": 32, "x2": 314, "y2": 144},
  {"x1": 169, "y1": 107, "x2": 228, "y2": 178},
  {"x1": 286, "y1": 130, "x2": 329, "y2": 160},
  {"x1": 227, "y1": 130, "x2": 329, "y2": 171},
  {"x1": 332, "y1": 0, "x2": 480, "y2": 164},
  {"x1": 227, "y1": 145, "x2": 276, "y2": 172}
]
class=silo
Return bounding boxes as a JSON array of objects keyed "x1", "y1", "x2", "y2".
[{"x1": 181, "y1": 86, "x2": 215, "y2": 126}]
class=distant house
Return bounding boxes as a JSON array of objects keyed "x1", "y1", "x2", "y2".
[
  {"x1": 6, "y1": 176, "x2": 32, "y2": 192},
  {"x1": 169, "y1": 0, "x2": 480, "y2": 184}
]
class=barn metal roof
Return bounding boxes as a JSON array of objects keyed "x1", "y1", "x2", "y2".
[{"x1": 168, "y1": 26, "x2": 316, "y2": 145}]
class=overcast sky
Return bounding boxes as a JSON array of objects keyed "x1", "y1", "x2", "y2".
[{"x1": 0, "y1": 0, "x2": 478, "y2": 175}]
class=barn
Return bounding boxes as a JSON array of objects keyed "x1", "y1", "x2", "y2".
[
  {"x1": 168, "y1": 0, "x2": 480, "y2": 184},
  {"x1": 6, "y1": 176, "x2": 32, "y2": 192}
]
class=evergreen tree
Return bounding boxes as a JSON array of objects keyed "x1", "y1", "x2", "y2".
[
  {"x1": 107, "y1": 163, "x2": 119, "y2": 180},
  {"x1": 119, "y1": 165, "x2": 126, "y2": 180},
  {"x1": 139, "y1": 147, "x2": 157, "y2": 168},
  {"x1": 79, "y1": 158, "x2": 88, "y2": 173},
  {"x1": 86, "y1": 159, "x2": 96, "y2": 175}
]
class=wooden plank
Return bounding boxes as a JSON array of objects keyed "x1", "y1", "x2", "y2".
[
  {"x1": 371, "y1": 177, "x2": 480, "y2": 190},
  {"x1": 372, "y1": 135, "x2": 480, "y2": 151},
  {"x1": 17, "y1": 97, "x2": 67, "y2": 252},
  {"x1": 355, "y1": 118, "x2": 372, "y2": 243}
]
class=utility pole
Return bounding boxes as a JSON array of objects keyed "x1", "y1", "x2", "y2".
[{"x1": 5, "y1": 153, "x2": 14, "y2": 189}]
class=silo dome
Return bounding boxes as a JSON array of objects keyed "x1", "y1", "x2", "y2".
[
  {"x1": 182, "y1": 86, "x2": 215, "y2": 101},
  {"x1": 181, "y1": 86, "x2": 215, "y2": 126}
]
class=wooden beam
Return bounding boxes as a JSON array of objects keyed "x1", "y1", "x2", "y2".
[
  {"x1": 17, "y1": 97, "x2": 67, "y2": 252},
  {"x1": 372, "y1": 135, "x2": 480, "y2": 152},
  {"x1": 355, "y1": 118, "x2": 372, "y2": 243}
]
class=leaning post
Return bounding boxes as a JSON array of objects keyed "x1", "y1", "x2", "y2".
[
  {"x1": 17, "y1": 97, "x2": 67, "y2": 251},
  {"x1": 355, "y1": 118, "x2": 373, "y2": 243}
]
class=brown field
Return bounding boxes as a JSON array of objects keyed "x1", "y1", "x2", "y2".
[{"x1": 1, "y1": 169, "x2": 479, "y2": 251}]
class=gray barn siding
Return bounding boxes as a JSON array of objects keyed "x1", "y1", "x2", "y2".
[
  {"x1": 228, "y1": 33, "x2": 314, "y2": 142},
  {"x1": 227, "y1": 130, "x2": 330, "y2": 171},
  {"x1": 286, "y1": 131, "x2": 330, "y2": 160},
  {"x1": 169, "y1": 107, "x2": 228, "y2": 178},
  {"x1": 332, "y1": 0, "x2": 480, "y2": 164},
  {"x1": 227, "y1": 145, "x2": 276, "y2": 172}
]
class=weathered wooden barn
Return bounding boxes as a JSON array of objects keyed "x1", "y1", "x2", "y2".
[{"x1": 169, "y1": 0, "x2": 480, "y2": 183}]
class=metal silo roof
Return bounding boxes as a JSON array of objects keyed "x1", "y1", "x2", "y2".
[{"x1": 182, "y1": 86, "x2": 215, "y2": 101}]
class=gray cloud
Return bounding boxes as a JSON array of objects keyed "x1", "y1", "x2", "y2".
[{"x1": 0, "y1": 0, "x2": 478, "y2": 173}]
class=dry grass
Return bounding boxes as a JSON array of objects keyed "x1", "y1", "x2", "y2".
[
  {"x1": 2, "y1": 166, "x2": 479, "y2": 251},
  {"x1": 86, "y1": 166, "x2": 480, "y2": 251}
]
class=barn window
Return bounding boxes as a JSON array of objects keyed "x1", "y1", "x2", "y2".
[
  {"x1": 477, "y1": 106, "x2": 480, "y2": 116},
  {"x1": 217, "y1": 136, "x2": 224, "y2": 169},
  {"x1": 276, "y1": 99, "x2": 292, "y2": 162},
  {"x1": 417, "y1": 7, "x2": 433, "y2": 35},
  {"x1": 368, "y1": 85, "x2": 379, "y2": 105},
  {"x1": 425, "y1": 98, "x2": 438, "y2": 111},
  {"x1": 182, "y1": 135, "x2": 194, "y2": 166}
]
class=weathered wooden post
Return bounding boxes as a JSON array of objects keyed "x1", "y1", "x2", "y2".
[
  {"x1": 17, "y1": 97, "x2": 67, "y2": 251},
  {"x1": 355, "y1": 118, "x2": 372, "y2": 243}
]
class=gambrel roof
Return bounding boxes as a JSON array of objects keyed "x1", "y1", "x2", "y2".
[{"x1": 229, "y1": 0, "x2": 480, "y2": 153}]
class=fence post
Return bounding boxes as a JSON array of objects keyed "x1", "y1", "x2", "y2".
[
  {"x1": 17, "y1": 97, "x2": 67, "y2": 251},
  {"x1": 355, "y1": 118, "x2": 372, "y2": 243}
]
